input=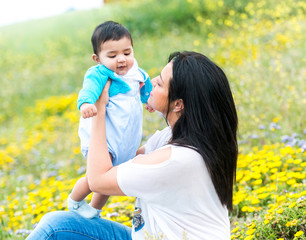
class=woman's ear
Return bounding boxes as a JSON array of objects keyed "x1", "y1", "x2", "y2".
[
  {"x1": 173, "y1": 99, "x2": 184, "y2": 113},
  {"x1": 92, "y1": 54, "x2": 100, "y2": 64}
]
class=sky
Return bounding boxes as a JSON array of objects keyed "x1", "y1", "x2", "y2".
[{"x1": 0, "y1": 0, "x2": 102, "y2": 26}]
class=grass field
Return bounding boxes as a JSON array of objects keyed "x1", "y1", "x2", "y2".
[{"x1": 0, "y1": 0, "x2": 305, "y2": 239}]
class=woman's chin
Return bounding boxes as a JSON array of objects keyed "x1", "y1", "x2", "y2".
[{"x1": 147, "y1": 98, "x2": 153, "y2": 107}]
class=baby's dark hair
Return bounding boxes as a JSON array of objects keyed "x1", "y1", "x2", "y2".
[{"x1": 91, "y1": 20, "x2": 133, "y2": 55}]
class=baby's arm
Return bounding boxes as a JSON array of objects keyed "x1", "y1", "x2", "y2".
[
  {"x1": 77, "y1": 67, "x2": 108, "y2": 111},
  {"x1": 136, "y1": 145, "x2": 146, "y2": 155}
]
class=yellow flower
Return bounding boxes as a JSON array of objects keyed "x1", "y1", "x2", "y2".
[
  {"x1": 193, "y1": 40, "x2": 200, "y2": 46},
  {"x1": 286, "y1": 219, "x2": 298, "y2": 227},
  {"x1": 252, "y1": 179, "x2": 262, "y2": 185},
  {"x1": 205, "y1": 19, "x2": 212, "y2": 26},
  {"x1": 276, "y1": 208, "x2": 284, "y2": 214},
  {"x1": 251, "y1": 198, "x2": 260, "y2": 204},
  {"x1": 231, "y1": 227, "x2": 239, "y2": 233},
  {"x1": 272, "y1": 117, "x2": 280, "y2": 122},
  {"x1": 294, "y1": 172, "x2": 305, "y2": 179},
  {"x1": 246, "y1": 228, "x2": 256, "y2": 235},
  {"x1": 294, "y1": 231, "x2": 304, "y2": 237},
  {"x1": 293, "y1": 159, "x2": 302, "y2": 165},
  {"x1": 276, "y1": 195, "x2": 286, "y2": 202},
  {"x1": 240, "y1": 13, "x2": 248, "y2": 20},
  {"x1": 0, "y1": 138, "x2": 7, "y2": 145},
  {"x1": 229, "y1": 10, "x2": 235, "y2": 16},
  {"x1": 247, "y1": 223, "x2": 256, "y2": 228},
  {"x1": 286, "y1": 179, "x2": 296, "y2": 185},
  {"x1": 224, "y1": 20, "x2": 233, "y2": 27},
  {"x1": 196, "y1": 16, "x2": 203, "y2": 23},
  {"x1": 217, "y1": 1, "x2": 224, "y2": 7},
  {"x1": 241, "y1": 206, "x2": 249, "y2": 212},
  {"x1": 117, "y1": 215, "x2": 130, "y2": 222},
  {"x1": 245, "y1": 235, "x2": 254, "y2": 240},
  {"x1": 248, "y1": 207, "x2": 255, "y2": 212},
  {"x1": 258, "y1": 193, "x2": 269, "y2": 199},
  {"x1": 279, "y1": 176, "x2": 288, "y2": 182},
  {"x1": 73, "y1": 147, "x2": 81, "y2": 155}
]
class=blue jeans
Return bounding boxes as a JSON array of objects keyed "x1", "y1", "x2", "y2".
[{"x1": 26, "y1": 211, "x2": 132, "y2": 240}]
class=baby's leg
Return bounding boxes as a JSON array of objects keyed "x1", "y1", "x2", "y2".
[
  {"x1": 91, "y1": 193, "x2": 110, "y2": 210},
  {"x1": 70, "y1": 176, "x2": 91, "y2": 201},
  {"x1": 68, "y1": 175, "x2": 99, "y2": 218}
]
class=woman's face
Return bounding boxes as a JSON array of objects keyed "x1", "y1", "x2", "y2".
[{"x1": 148, "y1": 62, "x2": 173, "y2": 116}]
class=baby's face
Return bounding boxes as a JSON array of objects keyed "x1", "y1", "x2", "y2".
[{"x1": 97, "y1": 37, "x2": 134, "y2": 76}]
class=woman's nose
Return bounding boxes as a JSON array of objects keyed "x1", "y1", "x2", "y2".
[{"x1": 151, "y1": 78, "x2": 157, "y2": 87}]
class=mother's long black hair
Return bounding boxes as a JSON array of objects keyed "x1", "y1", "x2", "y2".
[{"x1": 168, "y1": 51, "x2": 238, "y2": 211}]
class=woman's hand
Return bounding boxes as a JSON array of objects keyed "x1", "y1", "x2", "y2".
[{"x1": 95, "y1": 79, "x2": 111, "y2": 112}]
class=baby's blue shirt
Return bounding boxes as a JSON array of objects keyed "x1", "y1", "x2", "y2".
[{"x1": 77, "y1": 64, "x2": 152, "y2": 110}]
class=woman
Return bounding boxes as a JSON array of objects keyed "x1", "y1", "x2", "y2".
[{"x1": 26, "y1": 51, "x2": 238, "y2": 240}]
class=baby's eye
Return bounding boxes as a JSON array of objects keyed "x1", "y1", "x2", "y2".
[
  {"x1": 124, "y1": 53, "x2": 131, "y2": 56},
  {"x1": 108, "y1": 55, "x2": 116, "y2": 58}
]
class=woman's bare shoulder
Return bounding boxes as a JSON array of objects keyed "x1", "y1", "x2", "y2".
[{"x1": 132, "y1": 146, "x2": 172, "y2": 165}]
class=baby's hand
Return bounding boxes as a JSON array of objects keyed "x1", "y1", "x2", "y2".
[
  {"x1": 139, "y1": 82, "x2": 145, "y2": 90},
  {"x1": 80, "y1": 103, "x2": 98, "y2": 119},
  {"x1": 145, "y1": 103, "x2": 155, "y2": 113}
]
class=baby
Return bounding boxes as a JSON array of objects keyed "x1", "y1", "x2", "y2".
[{"x1": 67, "y1": 21, "x2": 153, "y2": 218}]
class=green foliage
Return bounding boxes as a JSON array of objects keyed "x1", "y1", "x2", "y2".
[
  {"x1": 118, "y1": 0, "x2": 201, "y2": 36},
  {"x1": 232, "y1": 199, "x2": 306, "y2": 240},
  {"x1": 256, "y1": 199, "x2": 306, "y2": 240},
  {"x1": 116, "y1": 0, "x2": 252, "y2": 37}
]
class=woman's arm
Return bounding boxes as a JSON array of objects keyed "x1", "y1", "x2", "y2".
[
  {"x1": 86, "y1": 80, "x2": 125, "y2": 196},
  {"x1": 86, "y1": 81, "x2": 171, "y2": 196}
]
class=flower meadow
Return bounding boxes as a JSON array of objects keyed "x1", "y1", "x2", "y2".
[
  {"x1": 0, "y1": 95, "x2": 305, "y2": 239},
  {"x1": 0, "y1": 0, "x2": 305, "y2": 239}
]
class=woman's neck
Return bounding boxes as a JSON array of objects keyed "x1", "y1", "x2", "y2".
[{"x1": 167, "y1": 111, "x2": 180, "y2": 129}]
